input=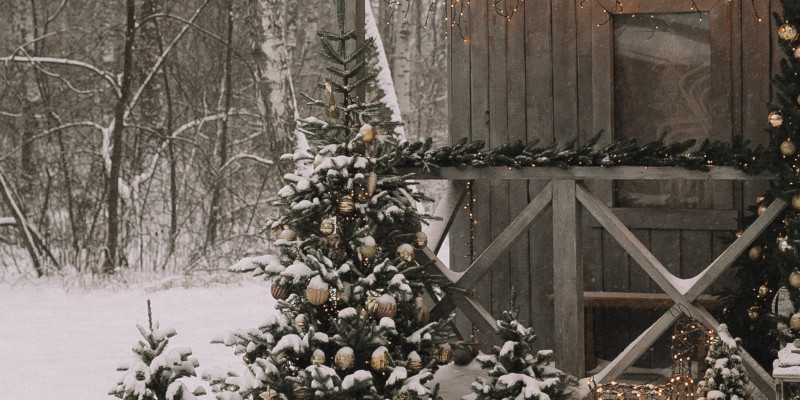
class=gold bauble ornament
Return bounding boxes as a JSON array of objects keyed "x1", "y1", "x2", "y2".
[
  {"x1": 757, "y1": 203, "x2": 768, "y2": 216},
  {"x1": 780, "y1": 23, "x2": 799, "y2": 41},
  {"x1": 335, "y1": 347, "x2": 355, "y2": 370},
  {"x1": 792, "y1": 194, "x2": 800, "y2": 211},
  {"x1": 295, "y1": 314, "x2": 308, "y2": 331},
  {"x1": 781, "y1": 140, "x2": 796, "y2": 156},
  {"x1": 311, "y1": 349, "x2": 326, "y2": 364},
  {"x1": 397, "y1": 243, "x2": 415, "y2": 262},
  {"x1": 365, "y1": 295, "x2": 380, "y2": 315},
  {"x1": 270, "y1": 284, "x2": 291, "y2": 300},
  {"x1": 747, "y1": 306, "x2": 759, "y2": 320},
  {"x1": 790, "y1": 270, "x2": 800, "y2": 288},
  {"x1": 279, "y1": 228, "x2": 296, "y2": 242},
  {"x1": 360, "y1": 123, "x2": 376, "y2": 143},
  {"x1": 306, "y1": 276, "x2": 330, "y2": 306},
  {"x1": 791, "y1": 313, "x2": 800, "y2": 330},
  {"x1": 367, "y1": 171, "x2": 378, "y2": 196},
  {"x1": 259, "y1": 387, "x2": 279, "y2": 400},
  {"x1": 407, "y1": 351, "x2": 423, "y2": 373},
  {"x1": 320, "y1": 218, "x2": 335, "y2": 236},
  {"x1": 748, "y1": 246, "x2": 762, "y2": 261},
  {"x1": 769, "y1": 111, "x2": 784, "y2": 128},
  {"x1": 376, "y1": 294, "x2": 398, "y2": 319},
  {"x1": 412, "y1": 232, "x2": 428, "y2": 249},
  {"x1": 338, "y1": 196, "x2": 355, "y2": 215},
  {"x1": 437, "y1": 344, "x2": 453, "y2": 364},
  {"x1": 371, "y1": 346, "x2": 389, "y2": 371},
  {"x1": 359, "y1": 242, "x2": 378, "y2": 259},
  {"x1": 758, "y1": 284, "x2": 769, "y2": 297}
]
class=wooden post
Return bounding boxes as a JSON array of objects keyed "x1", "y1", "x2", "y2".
[{"x1": 552, "y1": 179, "x2": 585, "y2": 377}]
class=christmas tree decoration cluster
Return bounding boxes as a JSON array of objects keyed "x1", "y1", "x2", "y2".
[
  {"x1": 723, "y1": 0, "x2": 800, "y2": 371},
  {"x1": 204, "y1": 2, "x2": 455, "y2": 399}
]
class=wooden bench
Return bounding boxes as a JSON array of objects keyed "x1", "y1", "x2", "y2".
[{"x1": 548, "y1": 291, "x2": 724, "y2": 373}]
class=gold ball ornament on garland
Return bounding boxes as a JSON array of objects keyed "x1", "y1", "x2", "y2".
[
  {"x1": 279, "y1": 228, "x2": 296, "y2": 242},
  {"x1": 335, "y1": 347, "x2": 355, "y2": 370},
  {"x1": 320, "y1": 218, "x2": 335, "y2": 236},
  {"x1": 371, "y1": 346, "x2": 389, "y2": 371},
  {"x1": 437, "y1": 343, "x2": 453, "y2": 364},
  {"x1": 295, "y1": 314, "x2": 308, "y2": 331},
  {"x1": 407, "y1": 351, "x2": 423, "y2": 373},
  {"x1": 306, "y1": 276, "x2": 330, "y2": 306},
  {"x1": 412, "y1": 232, "x2": 428, "y2": 249},
  {"x1": 311, "y1": 349, "x2": 326, "y2": 365},
  {"x1": 270, "y1": 284, "x2": 291, "y2": 300},
  {"x1": 790, "y1": 270, "x2": 800, "y2": 288},
  {"x1": 359, "y1": 236, "x2": 378, "y2": 259},
  {"x1": 338, "y1": 196, "x2": 355, "y2": 215},
  {"x1": 747, "y1": 306, "x2": 759, "y2": 320},
  {"x1": 360, "y1": 123, "x2": 376, "y2": 143},
  {"x1": 758, "y1": 284, "x2": 770, "y2": 297},
  {"x1": 791, "y1": 313, "x2": 800, "y2": 330},
  {"x1": 780, "y1": 23, "x2": 799, "y2": 41},
  {"x1": 397, "y1": 243, "x2": 415, "y2": 262},
  {"x1": 748, "y1": 246, "x2": 762, "y2": 261},
  {"x1": 769, "y1": 111, "x2": 784, "y2": 128},
  {"x1": 781, "y1": 140, "x2": 796, "y2": 157},
  {"x1": 792, "y1": 194, "x2": 800, "y2": 211},
  {"x1": 376, "y1": 294, "x2": 398, "y2": 318}
]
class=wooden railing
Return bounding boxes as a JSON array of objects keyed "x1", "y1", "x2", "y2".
[{"x1": 408, "y1": 166, "x2": 778, "y2": 400}]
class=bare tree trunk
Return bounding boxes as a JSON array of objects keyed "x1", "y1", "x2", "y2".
[
  {"x1": 103, "y1": 0, "x2": 136, "y2": 274},
  {"x1": 205, "y1": 0, "x2": 234, "y2": 249}
]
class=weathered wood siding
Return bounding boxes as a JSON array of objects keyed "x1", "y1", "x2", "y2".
[{"x1": 448, "y1": 0, "x2": 778, "y2": 370}]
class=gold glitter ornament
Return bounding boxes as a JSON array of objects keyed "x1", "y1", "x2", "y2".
[
  {"x1": 791, "y1": 313, "x2": 800, "y2": 330},
  {"x1": 437, "y1": 344, "x2": 453, "y2": 364},
  {"x1": 748, "y1": 306, "x2": 759, "y2": 320},
  {"x1": 371, "y1": 346, "x2": 389, "y2": 371},
  {"x1": 412, "y1": 232, "x2": 428, "y2": 249},
  {"x1": 338, "y1": 196, "x2": 355, "y2": 215},
  {"x1": 311, "y1": 349, "x2": 326, "y2": 364},
  {"x1": 790, "y1": 270, "x2": 800, "y2": 288},
  {"x1": 306, "y1": 276, "x2": 330, "y2": 306},
  {"x1": 270, "y1": 284, "x2": 291, "y2": 300},
  {"x1": 781, "y1": 140, "x2": 796, "y2": 156},
  {"x1": 748, "y1": 246, "x2": 762, "y2": 261},
  {"x1": 367, "y1": 171, "x2": 378, "y2": 196},
  {"x1": 320, "y1": 218, "x2": 335, "y2": 236},
  {"x1": 792, "y1": 194, "x2": 800, "y2": 210},
  {"x1": 397, "y1": 243, "x2": 415, "y2": 262},
  {"x1": 335, "y1": 347, "x2": 355, "y2": 370},
  {"x1": 360, "y1": 123, "x2": 376, "y2": 143},
  {"x1": 758, "y1": 284, "x2": 769, "y2": 297},
  {"x1": 769, "y1": 111, "x2": 784, "y2": 128},
  {"x1": 279, "y1": 229, "x2": 296, "y2": 241},
  {"x1": 376, "y1": 294, "x2": 398, "y2": 319},
  {"x1": 780, "y1": 23, "x2": 799, "y2": 41},
  {"x1": 407, "y1": 351, "x2": 423, "y2": 373}
]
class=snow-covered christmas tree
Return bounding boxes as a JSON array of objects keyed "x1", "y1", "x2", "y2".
[
  {"x1": 204, "y1": 2, "x2": 453, "y2": 399},
  {"x1": 695, "y1": 324, "x2": 751, "y2": 400},
  {"x1": 468, "y1": 290, "x2": 563, "y2": 400},
  {"x1": 110, "y1": 300, "x2": 204, "y2": 400}
]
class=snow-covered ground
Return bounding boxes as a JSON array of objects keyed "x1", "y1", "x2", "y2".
[{"x1": 0, "y1": 270, "x2": 482, "y2": 400}]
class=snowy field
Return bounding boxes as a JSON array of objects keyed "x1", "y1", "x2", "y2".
[{"x1": 0, "y1": 272, "x2": 481, "y2": 400}]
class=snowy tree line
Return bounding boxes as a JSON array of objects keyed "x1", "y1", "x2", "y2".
[{"x1": 0, "y1": 0, "x2": 448, "y2": 278}]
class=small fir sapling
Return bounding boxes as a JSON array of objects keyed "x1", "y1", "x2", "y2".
[
  {"x1": 469, "y1": 289, "x2": 563, "y2": 400},
  {"x1": 695, "y1": 324, "x2": 751, "y2": 400},
  {"x1": 110, "y1": 300, "x2": 204, "y2": 400}
]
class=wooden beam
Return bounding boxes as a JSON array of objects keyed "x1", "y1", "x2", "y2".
[
  {"x1": 407, "y1": 166, "x2": 775, "y2": 181},
  {"x1": 683, "y1": 198, "x2": 787, "y2": 300},
  {"x1": 547, "y1": 292, "x2": 724, "y2": 309},
  {"x1": 553, "y1": 180, "x2": 585, "y2": 377},
  {"x1": 449, "y1": 293, "x2": 500, "y2": 342},
  {"x1": 417, "y1": 246, "x2": 464, "y2": 284},
  {"x1": 453, "y1": 181, "x2": 553, "y2": 290},
  {"x1": 576, "y1": 184, "x2": 683, "y2": 300},
  {"x1": 585, "y1": 208, "x2": 739, "y2": 231},
  {"x1": 426, "y1": 181, "x2": 467, "y2": 253}
]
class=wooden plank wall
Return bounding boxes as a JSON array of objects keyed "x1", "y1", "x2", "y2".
[{"x1": 447, "y1": 0, "x2": 778, "y2": 371}]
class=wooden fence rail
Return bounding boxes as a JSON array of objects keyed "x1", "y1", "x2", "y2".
[{"x1": 409, "y1": 166, "x2": 777, "y2": 400}]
